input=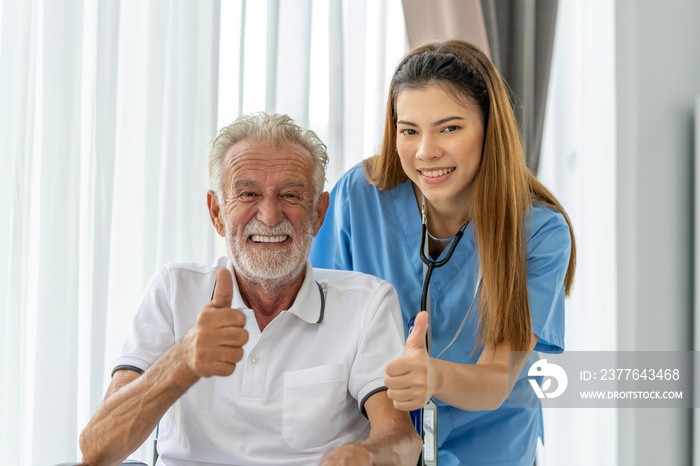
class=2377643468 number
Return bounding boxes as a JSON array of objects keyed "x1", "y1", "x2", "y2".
[{"x1": 599, "y1": 368, "x2": 680, "y2": 381}]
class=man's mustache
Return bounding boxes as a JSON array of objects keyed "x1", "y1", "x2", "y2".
[{"x1": 243, "y1": 219, "x2": 295, "y2": 238}]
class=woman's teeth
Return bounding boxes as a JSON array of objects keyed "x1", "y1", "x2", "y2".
[
  {"x1": 251, "y1": 235, "x2": 289, "y2": 243},
  {"x1": 421, "y1": 167, "x2": 455, "y2": 178}
]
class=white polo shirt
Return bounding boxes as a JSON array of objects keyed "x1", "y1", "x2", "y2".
[{"x1": 115, "y1": 256, "x2": 406, "y2": 466}]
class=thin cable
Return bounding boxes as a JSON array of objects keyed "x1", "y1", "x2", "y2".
[{"x1": 436, "y1": 276, "x2": 481, "y2": 359}]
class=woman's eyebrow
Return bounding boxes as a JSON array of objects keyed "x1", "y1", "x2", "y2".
[
  {"x1": 396, "y1": 116, "x2": 464, "y2": 127},
  {"x1": 433, "y1": 116, "x2": 464, "y2": 126}
]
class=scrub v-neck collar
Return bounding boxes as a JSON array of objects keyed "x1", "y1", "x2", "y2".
[{"x1": 391, "y1": 180, "x2": 478, "y2": 300}]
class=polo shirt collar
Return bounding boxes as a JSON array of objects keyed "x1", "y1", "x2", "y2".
[
  {"x1": 287, "y1": 260, "x2": 325, "y2": 324},
  {"x1": 226, "y1": 259, "x2": 324, "y2": 325}
]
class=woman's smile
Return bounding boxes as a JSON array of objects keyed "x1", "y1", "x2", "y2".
[{"x1": 417, "y1": 166, "x2": 456, "y2": 183}]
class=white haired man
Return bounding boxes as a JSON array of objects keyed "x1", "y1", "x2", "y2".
[{"x1": 79, "y1": 113, "x2": 422, "y2": 466}]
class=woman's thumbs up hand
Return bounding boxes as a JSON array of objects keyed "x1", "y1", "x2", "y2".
[{"x1": 383, "y1": 311, "x2": 436, "y2": 411}]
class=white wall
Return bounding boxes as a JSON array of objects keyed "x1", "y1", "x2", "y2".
[
  {"x1": 537, "y1": 1, "x2": 617, "y2": 463},
  {"x1": 615, "y1": 0, "x2": 700, "y2": 464}
]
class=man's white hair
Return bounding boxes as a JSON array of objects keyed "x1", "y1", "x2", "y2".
[{"x1": 208, "y1": 112, "x2": 328, "y2": 202}]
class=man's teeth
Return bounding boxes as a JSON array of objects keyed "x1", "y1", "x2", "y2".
[
  {"x1": 421, "y1": 168, "x2": 455, "y2": 178},
  {"x1": 251, "y1": 235, "x2": 289, "y2": 243}
]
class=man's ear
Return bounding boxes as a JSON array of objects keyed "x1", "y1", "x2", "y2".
[
  {"x1": 207, "y1": 190, "x2": 226, "y2": 237},
  {"x1": 312, "y1": 191, "x2": 330, "y2": 236}
]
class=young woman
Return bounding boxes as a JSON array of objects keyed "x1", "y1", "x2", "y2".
[{"x1": 309, "y1": 39, "x2": 576, "y2": 465}]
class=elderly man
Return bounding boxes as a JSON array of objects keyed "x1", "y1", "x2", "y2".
[{"x1": 79, "y1": 113, "x2": 422, "y2": 466}]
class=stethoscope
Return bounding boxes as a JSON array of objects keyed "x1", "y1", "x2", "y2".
[
  {"x1": 411, "y1": 194, "x2": 481, "y2": 355},
  {"x1": 418, "y1": 195, "x2": 467, "y2": 315},
  {"x1": 410, "y1": 194, "x2": 481, "y2": 466}
]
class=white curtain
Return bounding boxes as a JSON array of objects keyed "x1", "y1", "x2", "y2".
[
  {"x1": 216, "y1": 0, "x2": 407, "y2": 187},
  {"x1": 0, "y1": 0, "x2": 406, "y2": 464},
  {"x1": 537, "y1": 0, "x2": 617, "y2": 464}
]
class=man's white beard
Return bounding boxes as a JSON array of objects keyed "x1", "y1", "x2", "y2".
[{"x1": 225, "y1": 217, "x2": 313, "y2": 288}]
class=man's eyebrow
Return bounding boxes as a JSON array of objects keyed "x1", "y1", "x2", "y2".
[
  {"x1": 233, "y1": 180, "x2": 260, "y2": 190},
  {"x1": 396, "y1": 116, "x2": 464, "y2": 127},
  {"x1": 280, "y1": 180, "x2": 307, "y2": 189}
]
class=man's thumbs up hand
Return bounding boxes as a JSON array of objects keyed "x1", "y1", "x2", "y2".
[
  {"x1": 181, "y1": 268, "x2": 248, "y2": 379},
  {"x1": 211, "y1": 267, "x2": 234, "y2": 308},
  {"x1": 384, "y1": 311, "x2": 435, "y2": 411}
]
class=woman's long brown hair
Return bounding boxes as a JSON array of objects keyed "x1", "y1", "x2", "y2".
[{"x1": 365, "y1": 40, "x2": 576, "y2": 354}]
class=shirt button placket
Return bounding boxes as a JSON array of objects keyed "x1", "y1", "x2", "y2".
[{"x1": 241, "y1": 338, "x2": 270, "y2": 400}]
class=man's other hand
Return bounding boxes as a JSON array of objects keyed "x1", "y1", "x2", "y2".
[
  {"x1": 181, "y1": 268, "x2": 248, "y2": 378},
  {"x1": 320, "y1": 444, "x2": 372, "y2": 465}
]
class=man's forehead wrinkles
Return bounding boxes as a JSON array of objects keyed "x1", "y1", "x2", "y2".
[
  {"x1": 224, "y1": 141, "x2": 313, "y2": 166},
  {"x1": 225, "y1": 158, "x2": 313, "y2": 183},
  {"x1": 231, "y1": 179, "x2": 307, "y2": 190},
  {"x1": 227, "y1": 157, "x2": 310, "y2": 171},
  {"x1": 222, "y1": 141, "x2": 316, "y2": 194}
]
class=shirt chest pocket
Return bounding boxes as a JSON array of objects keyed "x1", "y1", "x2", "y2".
[{"x1": 283, "y1": 362, "x2": 348, "y2": 449}]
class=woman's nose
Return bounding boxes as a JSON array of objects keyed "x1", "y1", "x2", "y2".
[{"x1": 416, "y1": 135, "x2": 442, "y2": 160}]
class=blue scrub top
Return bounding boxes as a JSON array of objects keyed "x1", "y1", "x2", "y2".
[{"x1": 310, "y1": 164, "x2": 571, "y2": 466}]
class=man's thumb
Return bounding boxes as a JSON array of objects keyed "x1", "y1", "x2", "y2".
[
  {"x1": 405, "y1": 311, "x2": 428, "y2": 353},
  {"x1": 212, "y1": 268, "x2": 233, "y2": 308}
]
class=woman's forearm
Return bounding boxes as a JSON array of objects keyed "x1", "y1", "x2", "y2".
[
  {"x1": 431, "y1": 358, "x2": 511, "y2": 411},
  {"x1": 431, "y1": 335, "x2": 537, "y2": 411}
]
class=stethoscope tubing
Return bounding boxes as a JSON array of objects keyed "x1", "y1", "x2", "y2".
[{"x1": 419, "y1": 222, "x2": 466, "y2": 313}]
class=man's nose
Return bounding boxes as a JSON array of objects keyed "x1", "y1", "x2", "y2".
[
  {"x1": 416, "y1": 134, "x2": 442, "y2": 161},
  {"x1": 256, "y1": 194, "x2": 284, "y2": 227}
]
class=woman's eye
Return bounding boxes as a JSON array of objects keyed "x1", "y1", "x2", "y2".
[
  {"x1": 399, "y1": 128, "x2": 416, "y2": 136},
  {"x1": 443, "y1": 125, "x2": 459, "y2": 132}
]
